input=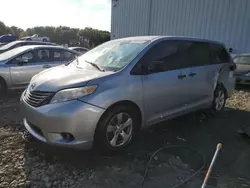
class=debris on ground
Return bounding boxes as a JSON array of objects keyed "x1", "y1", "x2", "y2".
[{"x1": 1, "y1": 89, "x2": 250, "y2": 187}]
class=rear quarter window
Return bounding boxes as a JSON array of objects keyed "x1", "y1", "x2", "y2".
[{"x1": 210, "y1": 44, "x2": 230, "y2": 64}]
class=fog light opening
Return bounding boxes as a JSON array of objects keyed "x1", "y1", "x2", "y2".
[{"x1": 61, "y1": 133, "x2": 74, "y2": 142}]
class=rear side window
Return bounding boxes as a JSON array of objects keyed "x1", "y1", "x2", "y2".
[
  {"x1": 186, "y1": 42, "x2": 210, "y2": 66},
  {"x1": 52, "y1": 49, "x2": 76, "y2": 62},
  {"x1": 210, "y1": 44, "x2": 230, "y2": 64}
]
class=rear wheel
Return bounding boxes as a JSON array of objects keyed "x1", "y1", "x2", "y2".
[
  {"x1": 94, "y1": 105, "x2": 139, "y2": 152},
  {"x1": 211, "y1": 85, "x2": 227, "y2": 114},
  {"x1": 43, "y1": 39, "x2": 47, "y2": 42}
]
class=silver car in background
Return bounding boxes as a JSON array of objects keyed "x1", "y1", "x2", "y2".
[
  {"x1": 20, "y1": 36, "x2": 236, "y2": 151},
  {"x1": 69, "y1": 47, "x2": 89, "y2": 54},
  {"x1": 0, "y1": 45, "x2": 80, "y2": 93},
  {"x1": 22, "y1": 34, "x2": 50, "y2": 42},
  {"x1": 0, "y1": 40, "x2": 56, "y2": 54},
  {"x1": 234, "y1": 54, "x2": 250, "y2": 85}
]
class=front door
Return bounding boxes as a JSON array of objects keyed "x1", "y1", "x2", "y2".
[
  {"x1": 140, "y1": 40, "x2": 193, "y2": 125},
  {"x1": 9, "y1": 49, "x2": 52, "y2": 87}
]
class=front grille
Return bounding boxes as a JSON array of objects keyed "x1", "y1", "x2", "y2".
[{"x1": 24, "y1": 90, "x2": 54, "y2": 107}]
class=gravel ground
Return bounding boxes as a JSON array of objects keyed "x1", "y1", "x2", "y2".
[{"x1": 1, "y1": 87, "x2": 250, "y2": 188}]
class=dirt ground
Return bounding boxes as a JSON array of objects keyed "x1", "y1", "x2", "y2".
[{"x1": 1, "y1": 87, "x2": 250, "y2": 188}]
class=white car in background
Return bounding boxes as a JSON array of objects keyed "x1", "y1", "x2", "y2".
[{"x1": 22, "y1": 34, "x2": 50, "y2": 42}]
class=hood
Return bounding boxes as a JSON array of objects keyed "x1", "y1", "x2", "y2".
[
  {"x1": 30, "y1": 64, "x2": 114, "y2": 92},
  {"x1": 235, "y1": 64, "x2": 250, "y2": 74}
]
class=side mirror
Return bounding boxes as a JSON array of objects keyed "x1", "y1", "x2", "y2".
[{"x1": 17, "y1": 58, "x2": 28, "y2": 66}]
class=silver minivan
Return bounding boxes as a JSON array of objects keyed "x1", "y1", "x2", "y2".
[{"x1": 20, "y1": 36, "x2": 236, "y2": 151}]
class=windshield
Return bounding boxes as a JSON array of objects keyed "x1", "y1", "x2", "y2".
[
  {"x1": 0, "y1": 47, "x2": 27, "y2": 61},
  {"x1": 0, "y1": 41, "x2": 20, "y2": 50},
  {"x1": 77, "y1": 39, "x2": 150, "y2": 71},
  {"x1": 233, "y1": 56, "x2": 250, "y2": 65}
]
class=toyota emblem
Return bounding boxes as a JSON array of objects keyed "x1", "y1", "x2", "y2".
[{"x1": 30, "y1": 83, "x2": 36, "y2": 90}]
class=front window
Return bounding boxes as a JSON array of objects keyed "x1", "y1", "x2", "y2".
[
  {"x1": 0, "y1": 47, "x2": 27, "y2": 61},
  {"x1": 233, "y1": 56, "x2": 250, "y2": 65},
  {"x1": 76, "y1": 39, "x2": 150, "y2": 71}
]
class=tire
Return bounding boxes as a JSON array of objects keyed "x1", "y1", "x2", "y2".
[
  {"x1": 26, "y1": 38, "x2": 31, "y2": 41},
  {"x1": 43, "y1": 39, "x2": 47, "y2": 42},
  {"x1": 94, "y1": 105, "x2": 139, "y2": 152},
  {"x1": 0, "y1": 78, "x2": 7, "y2": 95},
  {"x1": 211, "y1": 85, "x2": 227, "y2": 114}
]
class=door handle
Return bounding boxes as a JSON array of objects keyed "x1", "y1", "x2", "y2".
[
  {"x1": 188, "y1": 72, "x2": 196, "y2": 77},
  {"x1": 43, "y1": 65, "x2": 51, "y2": 68},
  {"x1": 178, "y1": 74, "x2": 186, "y2": 79}
]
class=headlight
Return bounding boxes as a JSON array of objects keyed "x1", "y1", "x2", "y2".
[
  {"x1": 245, "y1": 72, "x2": 250, "y2": 76},
  {"x1": 50, "y1": 85, "x2": 98, "y2": 104}
]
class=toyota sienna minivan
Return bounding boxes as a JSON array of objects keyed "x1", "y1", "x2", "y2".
[{"x1": 20, "y1": 36, "x2": 236, "y2": 151}]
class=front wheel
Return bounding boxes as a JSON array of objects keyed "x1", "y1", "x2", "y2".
[
  {"x1": 94, "y1": 106, "x2": 139, "y2": 152},
  {"x1": 43, "y1": 39, "x2": 47, "y2": 42},
  {"x1": 212, "y1": 85, "x2": 227, "y2": 114}
]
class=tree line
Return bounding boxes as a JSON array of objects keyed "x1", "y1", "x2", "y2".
[{"x1": 0, "y1": 21, "x2": 110, "y2": 48}]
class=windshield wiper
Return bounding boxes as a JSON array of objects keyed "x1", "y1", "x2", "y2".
[{"x1": 84, "y1": 60, "x2": 105, "y2": 72}]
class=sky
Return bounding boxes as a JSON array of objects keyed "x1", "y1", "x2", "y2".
[{"x1": 0, "y1": 0, "x2": 111, "y2": 31}]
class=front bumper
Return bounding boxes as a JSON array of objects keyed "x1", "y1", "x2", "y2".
[
  {"x1": 20, "y1": 92, "x2": 105, "y2": 150},
  {"x1": 235, "y1": 75, "x2": 250, "y2": 85}
]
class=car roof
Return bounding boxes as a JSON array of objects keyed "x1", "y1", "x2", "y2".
[
  {"x1": 10, "y1": 45, "x2": 78, "y2": 52},
  {"x1": 118, "y1": 36, "x2": 224, "y2": 46},
  {"x1": 0, "y1": 45, "x2": 76, "y2": 62},
  {"x1": 17, "y1": 45, "x2": 68, "y2": 50},
  {"x1": 0, "y1": 40, "x2": 55, "y2": 50},
  {"x1": 9, "y1": 40, "x2": 52, "y2": 44},
  {"x1": 69, "y1": 47, "x2": 89, "y2": 50}
]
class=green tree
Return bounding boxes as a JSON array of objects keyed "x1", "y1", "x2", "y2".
[
  {"x1": 0, "y1": 20, "x2": 110, "y2": 47},
  {"x1": 0, "y1": 21, "x2": 7, "y2": 36}
]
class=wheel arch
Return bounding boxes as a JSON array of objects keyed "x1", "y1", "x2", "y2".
[
  {"x1": 216, "y1": 82, "x2": 228, "y2": 98},
  {"x1": 98, "y1": 100, "x2": 143, "y2": 130}
]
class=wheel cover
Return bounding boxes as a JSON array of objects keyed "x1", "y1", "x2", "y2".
[
  {"x1": 215, "y1": 90, "x2": 225, "y2": 111},
  {"x1": 106, "y1": 112, "x2": 133, "y2": 147}
]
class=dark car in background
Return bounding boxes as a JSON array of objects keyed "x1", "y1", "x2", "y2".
[
  {"x1": 0, "y1": 34, "x2": 17, "y2": 44},
  {"x1": 234, "y1": 54, "x2": 250, "y2": 85},
  {"x1": 0, "y1": 40, "x2": 56, "y2": 54}
]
